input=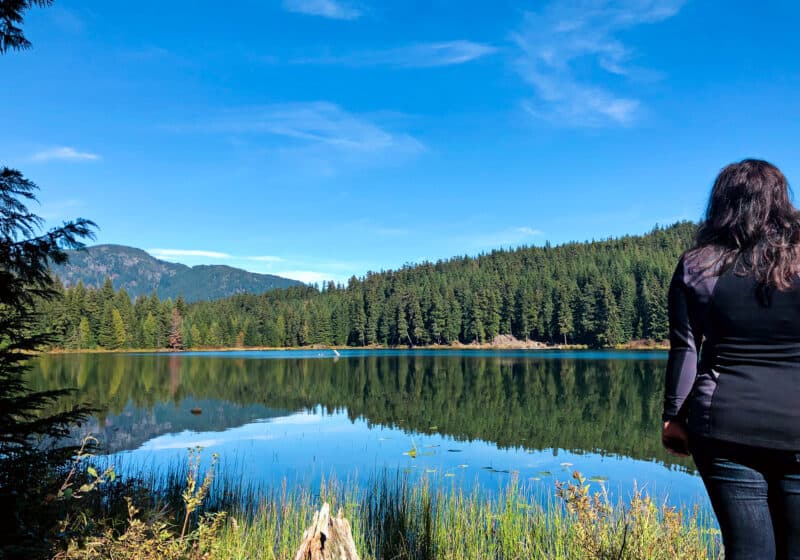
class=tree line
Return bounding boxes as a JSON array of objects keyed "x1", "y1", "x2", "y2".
[{"x1": 36, "y1": 222, "x2": 695, "y2": 350}]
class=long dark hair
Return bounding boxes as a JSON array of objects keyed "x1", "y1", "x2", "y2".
[{"x1": 689, "y1": 159, "x2": 800, "y2": 290}]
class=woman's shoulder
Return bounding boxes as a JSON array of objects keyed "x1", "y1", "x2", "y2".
[
  {"x1": 679, "y1": 247, "x2": 723, "y2": 276},
  {"x1": 675, "y1": 248, "x2": 723, "y2": 292},
  {"x1": 672, "y1": 249, "x2": 698, "y2": 278}
]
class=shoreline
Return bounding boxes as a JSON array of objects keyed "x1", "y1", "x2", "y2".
[{"x1": 44, "y1": 339, "x2": 668, "y2": 354}]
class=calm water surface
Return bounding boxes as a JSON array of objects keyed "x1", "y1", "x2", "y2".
[{"x1": 29, "y1": 350, "x2": 707, "y2": 509}]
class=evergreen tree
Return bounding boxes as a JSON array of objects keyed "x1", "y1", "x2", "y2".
[
  {"x1": 394, "y1": 295, "x2": 409, "y2": 346},
  {"x1": 189, "y1": 324, "x2": 202, "y2": 349},
  {"x1": 0, "y1": 0, "x2": 53, "y2": 53},
  {"x1": 407, "y1": 294, "x2": 426, "y2": 345},
  {"x1": 77, "y1": 316, "x2": 93, "y2": 349},
  {"x1": 464, "y1": 292, "x2": 485, "y2": 343},
  {"x1": 596, "y1": 282, "x2": 623, "y2": 347},
  {"x1": 348, "y1": 294, "x2": 366, "y2": 346},
  {"x1": 142, "y1": 312, "x2": 158, "y2": 349},
  {"x1": 98, "y1": 302, "x2": 116, "y2": 348},
  {"x1": 555, "y1": 284, "x2": 574, "y2": 345},
  {"x1": 426, "y1": 290, "x2": 445, "y2": 344},
  {"x1": 207, "y1": 321, "x2": 222, "y2": 346},
  {"x1": 99, "y1": 276, "x2": 115, "y2": 306},
  {"x1": 0, "y1": 166, "x2": 95, "y2": 554},
  {"x1": 364, "y1": 284, "x2": 381, "y2": 344},
  {"x1": 110, "y1": 307, "x2": 126, "y2": 349},
  {"x1": 273, "y1": 314, "x2": 286, "y2": 346}
]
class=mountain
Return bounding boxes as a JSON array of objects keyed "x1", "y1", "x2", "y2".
[{"x1": 51, "y1": 244, "x2": 302, "y2": 302}]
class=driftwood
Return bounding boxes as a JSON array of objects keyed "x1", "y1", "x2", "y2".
[{"x1": 293, "y1": 502, "x2": 360, "y2": 560}]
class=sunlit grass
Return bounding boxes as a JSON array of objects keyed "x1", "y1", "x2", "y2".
[
  {"x1": 209, "y1": 472, "x2": 721, "y2": 560},
  {"x1": 54, "y1": 450, "x2": 721, "y2": 559}
]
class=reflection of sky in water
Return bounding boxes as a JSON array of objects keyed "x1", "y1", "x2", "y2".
[
  {"x1": 113, "y1": 406, "x2": 707, "y2": 510},
  {"x1": 33, "y1": 350, "x2": 712, "y2": 518}
]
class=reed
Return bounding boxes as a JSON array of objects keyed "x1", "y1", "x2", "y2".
[{"x1": 54, "y1": 455, "x2": 722, "y2": 560}]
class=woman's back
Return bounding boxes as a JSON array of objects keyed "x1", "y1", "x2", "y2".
[{"x1": 679, "y1": 253, "x2": 800, "y2": 449}]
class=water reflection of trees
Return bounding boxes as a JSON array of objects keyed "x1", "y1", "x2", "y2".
[{"x1": 29, "y1": 354, "x2": 689, "y2": 467}]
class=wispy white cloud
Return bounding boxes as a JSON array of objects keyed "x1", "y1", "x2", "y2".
[
  {"x1": 148, "y1": 249, "x2": 286, "y2": 263},
  {"x1": 148, "y1": 248, "x2": 232, "y2": 259},
  {"x1": 264, "y1": 256, "x2": 364, "y2": 284},
  {"x1": 199, "y1": 102, "x2": 420, "y2": 153},
  {"x1": 299, "y1": 40, "x2": 498, "y2": 68},
  {"x1": 283, "y1": 0, "x2": 361, "y2": 20},
  {"x1": 173, "y1": 102, "x2": 423, "y2": 169},
  {"x1": 143, "y1": 246, "x2": 362, "y2": 284},
  {"x1": 467, "y1": 226, "x2": 544, "y2": 249},
  {"x1": 144, "y1": 251, "x2": 345, "y2": 283},
  {"x1": 30, "y1": 146, "x2": 100, "y2": 162},
  {"x1": 512, "y1": 0, "x2": 684, "y2": 127},
  {"x1": 515, "y1": 226, "x2": 543, "y2": 236},
  {"x1": 273, "y1": 270, "x2": 337, "y2": 284}
]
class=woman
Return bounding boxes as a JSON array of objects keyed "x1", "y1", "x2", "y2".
[{"x1": 662, "y1": 159, "x2": 800, "y2": 559}]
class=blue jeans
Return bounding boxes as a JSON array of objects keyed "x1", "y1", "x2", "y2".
[{"x1": 690, "y1": 435, "x2": 800, "y2": 559}]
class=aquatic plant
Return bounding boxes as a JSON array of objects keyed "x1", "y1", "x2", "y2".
[{"x1": 49, "y1": 455, "x2": 720, "y2": 560}]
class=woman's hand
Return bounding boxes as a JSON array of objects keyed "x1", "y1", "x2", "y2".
[{"x1": 662, "y1": 420, "x2": 690, "y2": 457}]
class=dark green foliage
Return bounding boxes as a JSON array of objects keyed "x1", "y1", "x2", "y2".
[
  {"x1": 40, "y1": 222, "x2": 694, "y2": 350},
  {"x1": 0, "y1": 167, "x2": 96, "y2": 556},
  {"x1": 50, "y1": 244, "x2": 302, "y2": 302},
  {"x1": 0, "y1": 0, "x2": 52, "y2": 53},
  {"x1": 0, "y1": 168, "x2": 96, "y2": 446}
]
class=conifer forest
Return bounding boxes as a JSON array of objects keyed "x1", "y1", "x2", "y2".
[{"x1": 37, "y1": 222, "x2": 694, "y2": 350}]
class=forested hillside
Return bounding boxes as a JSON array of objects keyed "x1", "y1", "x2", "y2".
[
  {"x1": 37, "y1": 222, "x2": 695, "y2": 349},
  {"x1": 51, "y1": 244, "x2": 301, "y2": 302}
]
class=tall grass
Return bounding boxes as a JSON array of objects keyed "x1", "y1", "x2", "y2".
[{"x1": 54, "y1": 456, "x2": 721, "y2": 560}]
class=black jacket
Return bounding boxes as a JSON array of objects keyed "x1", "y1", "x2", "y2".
[{"x1": 663, "y1": 252, "x2": 800, "y2": 450}]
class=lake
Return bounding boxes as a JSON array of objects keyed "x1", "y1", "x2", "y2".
[{"x1": 29, "y1": 350, "x2": 708, "y2": 511}]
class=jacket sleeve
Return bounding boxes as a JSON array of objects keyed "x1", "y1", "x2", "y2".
[{"x1": 662, "y1": 256, "x2": 702, "y2": 422}]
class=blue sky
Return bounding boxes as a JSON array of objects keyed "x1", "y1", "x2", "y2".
[{"x1": 3, "y1": 0, "x2": 800, "y2": 284}]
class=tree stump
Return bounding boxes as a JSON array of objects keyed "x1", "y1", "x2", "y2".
[{"x1": 293, "y1": 502, "x2": 360, "y2": 560}]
